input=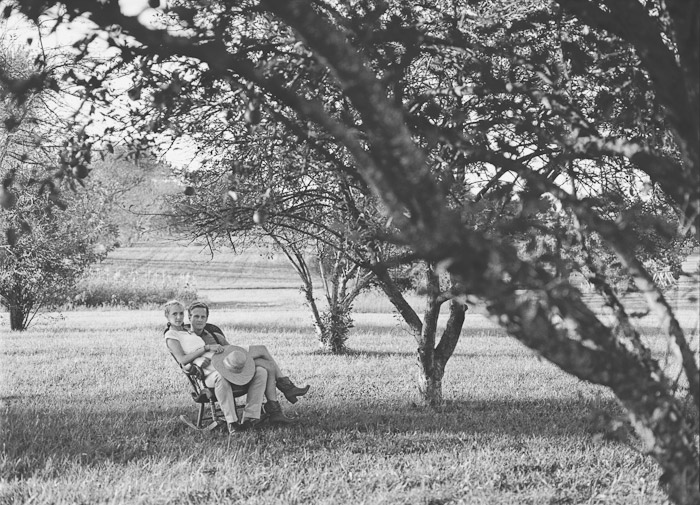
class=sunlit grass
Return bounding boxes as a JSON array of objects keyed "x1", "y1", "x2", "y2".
[{"x1": 0, "y1": 309, "x2": 676, "y2": 504}]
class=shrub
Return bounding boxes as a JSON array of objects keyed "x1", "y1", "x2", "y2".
[{"x1": 71, "y1": 268, "x2": 198, "y2": 308}]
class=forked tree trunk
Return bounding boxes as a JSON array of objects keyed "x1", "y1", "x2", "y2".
[
  {"x1": 373, "y1": 266, "x2": 423, "y2": 333},
  {"x1": 415, "y1": 265, "x2": 468, "y2": 406},
  {"x1": 373, "y1": 261, "x2": 468, "y2": 406}
]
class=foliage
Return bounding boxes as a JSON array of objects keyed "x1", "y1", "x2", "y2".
[
  {"x1": 317, "y1": 302, "x2": 354, "y2": 353},
  {"x1": 484, "y1": 191, "x2": 696, "y2": 293},
  {"x1": 86, "y1": 150, "x2": 178, "y2": 246},
  {"x1": 0, "y1": 188, "x2": 112, "y2": 329},
  {"x1": 0, "y1": 34, "x2": 116, "y2": 330}
]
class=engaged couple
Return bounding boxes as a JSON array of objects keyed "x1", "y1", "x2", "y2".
[{"x1": 164, "y1": 300, "x2": 310, "y2": 433}]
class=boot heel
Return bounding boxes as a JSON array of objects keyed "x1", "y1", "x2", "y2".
[{"x1": 276, "y1": 377, "x2": 310, "y2": 404}]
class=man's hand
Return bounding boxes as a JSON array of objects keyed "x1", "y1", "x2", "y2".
[{"x1": 209, "y1": 344, "x2": 225, "y2": 354}]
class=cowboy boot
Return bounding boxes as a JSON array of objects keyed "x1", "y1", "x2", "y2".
[
  {"x1": 229, "y1": 418, "x2": 265, "y2": 433},
  {"x1": 265, "y1": 400, "x2": 295, "y2": 424},
  {"x1": 276, "y1": 376, "x2": 310, "y2": 404}
]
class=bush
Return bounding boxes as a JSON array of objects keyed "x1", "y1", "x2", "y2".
[{"x1": 71, "y1": 268, "x2": 198, "y2": 308}]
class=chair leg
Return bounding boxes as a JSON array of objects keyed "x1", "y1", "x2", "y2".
[
  {"x1": 209, "y1": 400, "x2": 219, "y2": 424},
  {"x1": 197, "y1": 402, "x2": 206, "y2": 428}
]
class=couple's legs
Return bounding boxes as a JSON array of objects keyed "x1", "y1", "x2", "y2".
[
  {"x1": 247, "y1": 344, "x2": 306, "y2": 425},
  {"x1": 248, "y1": 344, "x2": 282, "y2": 401},
  {"x1": 247, "y1": 345, "x2": 296, "y2": 424},
  {"x1": 210, "y1": 368, "x2": 267, "y2": 423},
  {"x1": 241, "y1": 366, "x2": 267, "y2": 421},
  {"x1": 215, "y1": 343, "x2": 304, "y2": 427},
  {"x1": 248, "y1": 344, "x2": 309, "y2": 407}
]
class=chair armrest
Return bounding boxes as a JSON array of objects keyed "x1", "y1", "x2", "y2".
[{"x1": 185, "y1": 363, "x2": 207, "y2": 381}]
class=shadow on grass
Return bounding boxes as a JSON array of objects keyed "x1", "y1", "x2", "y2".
[
  {"x1": 1, "y1": 395, "x2": 626, "y2": 479},
  {"x1": 298, "y1": 396, "x2": 627, "y2": 439},
  {"x1": 303, "y1": 348, "x2": 531, "y2": 359}
]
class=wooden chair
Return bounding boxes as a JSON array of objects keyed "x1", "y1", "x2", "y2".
[{"x1": 168, "y1": 323, "x2": 248, "y2": 430}]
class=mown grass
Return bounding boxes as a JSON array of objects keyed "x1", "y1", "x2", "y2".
[
  {"x1": 1, "y1": 308, "x2": 678, "y2": 505},
  {"x1": 99, "y1": 242, "x2": 302, "y2": 290}
]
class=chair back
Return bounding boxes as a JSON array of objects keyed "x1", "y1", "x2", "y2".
[{"x1": 203, "y1": 323, "x2": 225, "y2": 345}]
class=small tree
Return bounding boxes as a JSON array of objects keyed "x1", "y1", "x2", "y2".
[
  {"x1": 0, "y1": 186, "x2": 112, "y2": 329},
  {"x1": 164, "y1": 133, "x2": 376, "y2": 353},
  {"x1": 0, "y1": 32, "x2": 115, "y2": 329}
]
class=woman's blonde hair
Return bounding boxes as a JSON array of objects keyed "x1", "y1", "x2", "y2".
[{"x1": 163, "y1": 299, "x2": 184, "y2": 317}]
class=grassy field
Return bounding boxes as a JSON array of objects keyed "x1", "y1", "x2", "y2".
[
  {"x1": 0, "y1": 307, "x2": 682, "y2": 505},
  {"x1": 99, "y1": 241, "x2": 303, "y2": 290},
  {"x1": 87, "y1": 240, "x2": 698, "y2": 316},
  {"x1": 2, "y1": 241, "x2": 696, "y2": 504}
]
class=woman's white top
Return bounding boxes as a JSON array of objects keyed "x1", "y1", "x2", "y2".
[{"x1": 164, "y1": 327, "x2": 215, "y2": 374}]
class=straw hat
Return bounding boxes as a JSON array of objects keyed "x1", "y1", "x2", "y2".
[{"x1": 212, "y1": 345, "x2": 255, "y2": 385}]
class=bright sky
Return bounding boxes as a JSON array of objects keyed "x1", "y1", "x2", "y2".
[
  {"x1": 0, "y1": 0, "x2": 200, "y2": 169},
  {"x1": 1, "y1": 0, "x2": 167, "y2": 49},
  {"x1": 118, "y1": 0, "x2": 152, "y2": 17}
]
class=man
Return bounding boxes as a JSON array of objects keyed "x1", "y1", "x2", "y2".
[{"x1": 186, "y1": 301, "x2": 310, "y2": 424}]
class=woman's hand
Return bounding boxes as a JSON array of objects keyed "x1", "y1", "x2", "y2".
[{"x1": 208, "y1": 344, "x2": 225, "y2": 354}]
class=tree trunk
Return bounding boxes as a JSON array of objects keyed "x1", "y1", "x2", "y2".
[
  {"x1": 493, "y1": 289, "x2": 699, "y2": 505},
  {"x1": 436, "y1": 298, "x2": 468, "y2": 360},
  {"x1": 9, "y1": 305, "x2": 25, "y2": 331},
  {"x1": 317, "y1": 304, "x2": 353, "y2": 353},
  {"x1": 416, "y1": 264, "x2": 442, "y2": 405},
  {"x1": 419, "y1": 296, "x2": 468, "y2": 406},
  {"x1": 417, "y1": 363, "x2": 444, "y2": 406},
  {"x1": 302, "y1": 282, "x2": 325, "y2": 339},
  {"x1": 373, "y1": 265, "x2": 423, "y2": 335}
]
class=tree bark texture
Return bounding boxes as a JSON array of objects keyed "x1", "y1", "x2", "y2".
[
  {"x1": 415, "y1": 266, "x2": 468, "y2": 406},
  {"x1": 372, "y1": 265, "x2": 423, "y2": 335},
  {"x1": 417, "y1": 265, "x2": 441, "y2": 405},
  {"x1": 9, "y1": 305, "x2": 24, "y2": 331}
]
